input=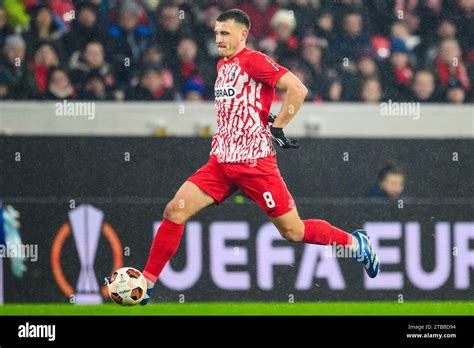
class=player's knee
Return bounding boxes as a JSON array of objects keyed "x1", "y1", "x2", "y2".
[
  {"x1": 279, "y1": 226, "x2": 304, "y2": 243},
  {"x1": 163, "y1": 200, "x2": 188, "y2": 224}
]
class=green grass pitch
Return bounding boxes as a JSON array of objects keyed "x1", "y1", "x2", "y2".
[{"x1": 0, "y1": 302, "x2": 473, "y2": 316}]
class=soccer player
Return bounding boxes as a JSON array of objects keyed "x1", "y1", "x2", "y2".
[{"x1": 139, "y1": 9, "x2": 380, "y2": 304}]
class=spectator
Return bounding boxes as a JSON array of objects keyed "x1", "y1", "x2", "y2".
[
  {"x1": 287, "y1": 0, "x2": 318, "y2": 39},
  {"x1": 36, "y1": 67, "x2": 76, "y2": 99},
  {"x1": 182, "y1": 78, "x2": 205, "y2": 101},
  {"x1": 381, "y1": 38, "x2": 414, "y2": 101},
  {"x1": 322, "y1": 77, "x2": 343, "y2": 102},
  {"x1": 239, "y1": 0, "x2": 279, "y2": 41},
  {"x1": 62, "y1": 2, "x2": 112, "y2": 58},
  {"x1": 445, "y1": 78, "x2": 466, "y2": 104},
  {"x1": 0, "y1": 34, "x2": 37, "y2": 99},
  {"x1": 128, "y1": 66, "x2": 174, "y2": 101},
  {"x1": 433, "y1": 38, "x2": 470, "y2": 93},
  {"x1": 359, "y1": 78, "x2": 382, "y2": 103},
  {"x1": 25, "y1": 5, "x2": 63, "y2": 56},
  {"x1": 418, "y1": 19, "x2": 457, "y2": 67},
  {"x1": 30, "y1": 42, "x2": 60, "y2": 94},
  {"x1": 110, "y1": 0, "x2": 153, "y2": 88},
  {"x1": 300, "y1": 35, "x2": 329, "y2": 99},
  {"x1": 390, "y1": 20, "x2": 419, "y2": 52},
  {"x1": 79, "y1": 70, "x2": 114, "y2": 100},
  {"x1": 69, "y1": 41, "x2": 115, "y2": 93},
  {"x1": 313, "y1": 11, "x2": 336, "y2": 50},
  {"x1": 154, "y1": 4, "x2": 192, "y2": 64},
  {"x1": 335, "y1": 11, "x2": 371, "y2": 63},
  {"x1": 342, "y1": 51, "x2": 380, "y2": 101},
  {"x1": 407, "y1": 70, "x2": 439, "y2": 102},
  {"x1": 128, "y1": 45, "x2": 175, "y2": 97},
  {"x1": 259, "y1": 9, "x2": 298, "y2": 62},
  {"x1": 368, "y1": 162, "x2": 405, "y2": 200},
  {"x1": 173, "y1": 37, "x2": 211, "y2": 98}
]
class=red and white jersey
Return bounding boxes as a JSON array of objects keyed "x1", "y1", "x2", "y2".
[{"x1": 210, "y1": 47, "x2": 288, "y2": 163}]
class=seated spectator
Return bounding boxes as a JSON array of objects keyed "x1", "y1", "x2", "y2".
[
  {"x1": 342, "y1": 51, "x2": 380, "y2": 101},
  {"x1": 138, "y1": 45, "x2": 174, "y2": 90},
  {"x1": 368, "y1": 162, "x2": 405, "y2": 200},
  {"x1": 312, "y1": 10, "x2": 336, "y2": 56},
  {"x1": 407, "y1": 70, "x2": 439, "y2": 102},
  {"x1": 381, "y1": 38, "x2": 414, "y2": 101},
  {"x1": 182, "y1": 78, "x2": 206, "y2": 101},
  {"x1": 30, "y1": 42, "x2": 60, "y2": 94},
  {"x1": 62, "y1": 2, "x2": 112, "y2": 59},
  {"x1": 335, "y1": 11, "x2": 371, "y2": 63},
  {"x1": 323, "y1": 77, "x2": 343, "y2": 102},
  {"x1": 287, "y1": 0, "x2": 318, "y2": 39},
  {"x1": 128, "y1": 67, "x2": 175, "y2": 101},
  {"x1": 110, "y1": 0, "x2": 152, "y2": 88},
  {"x1": 259, "y1": 9, "x2": 298, "y2": 61},
  {"x1": 36, "y1": 67, "x2": 76, "y2": 99},
  {"x1": 0, "y1": 34, "x2": 37, "y2": 99},
  {"x1": 154, "y1": 3, "x2": 193, "y2": 64},
  {"x1": 108, "y1": 0, "x2": 151, "y2": 28},
  {"x1": 390, "y1": 20, "x2": 419, "y2": 52},
  {"x1": 172, "y1": 36, "x2": 212, "y2": 98},
  {"x1": 25, "y1": 5, "x2": 63, "y2": 56},
  {"x1": 433, "y1": 38, "x2": 470, "y2": 93},
  {"x1": 79, "y1": 70, "x2": 114, "y2": 100},
  {"x1": 69, "y1": 41, "x2": 115, "y2": 92},
  {"x1": 418, "y1": 19, "x2": 457, "y2": 67},
  {"x1": 445, "y1": 78, "x2": 467, "y2": 104},
  {"x1": 300, "y1": 35, "x2": 329, "y2": 99},
  {"x1": 359, "y1": 78, "x2": 383, "y2": 103}
]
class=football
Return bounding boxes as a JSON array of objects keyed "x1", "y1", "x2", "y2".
[{"x1": 107, "y1": 267, "x2": 147, "y2": 306}]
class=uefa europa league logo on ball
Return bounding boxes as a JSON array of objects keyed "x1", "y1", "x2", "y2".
[{"x1": 51, "y1": 204, "x2": 123, "y2": 304}]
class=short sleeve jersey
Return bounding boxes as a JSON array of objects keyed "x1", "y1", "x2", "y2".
[{"x1": 210, "y1": 47, "x2": 288, "y2": 163}]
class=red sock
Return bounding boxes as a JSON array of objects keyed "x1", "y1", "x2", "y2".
[
  {"x1": 303, "y1": 219, "x2": 352, "y2": 246},
  {"x1": 143, "y1": 219, "x2": 184, "y2": 283}
]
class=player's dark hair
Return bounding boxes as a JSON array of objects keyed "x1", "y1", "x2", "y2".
[
  {"x1": 216, "y1": 9, "x2": 251, "y2": 30},
  {"x1": 378, "y1": 161, "x2": 405, "y2": 182}
]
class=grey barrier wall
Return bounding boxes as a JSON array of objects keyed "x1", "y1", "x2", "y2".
[
  {"x1": 0, "y1": 137, "x2": 472, "y2": 303},
  {"x1": 1, "y1": 102, "x2": 473, "y2": 138}
]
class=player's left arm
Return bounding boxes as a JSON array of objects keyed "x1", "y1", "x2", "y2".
[{"x1": 272, "y1": 71, "x2": 308, "y2": 128}]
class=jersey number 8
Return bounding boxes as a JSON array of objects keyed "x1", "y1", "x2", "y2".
[{"x1": 263, "y1": 192, "x2": 275, "y2": 208}]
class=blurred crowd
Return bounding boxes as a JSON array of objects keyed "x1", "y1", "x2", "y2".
[{"x1": 0, "y1": 0, "x2": 472, "y2": 103}]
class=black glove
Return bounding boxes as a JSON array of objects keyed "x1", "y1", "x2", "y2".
[
  {"x1": 270, "y1": 126, "x2": 300, "y2": 149},
  {"x1": 268, "y1": 112, "x2": 277, "y2": 125}
]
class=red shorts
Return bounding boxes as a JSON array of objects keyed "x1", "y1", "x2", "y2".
[{"x1": 187, "y1": 155, "x2": 295, "y2": 218}]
